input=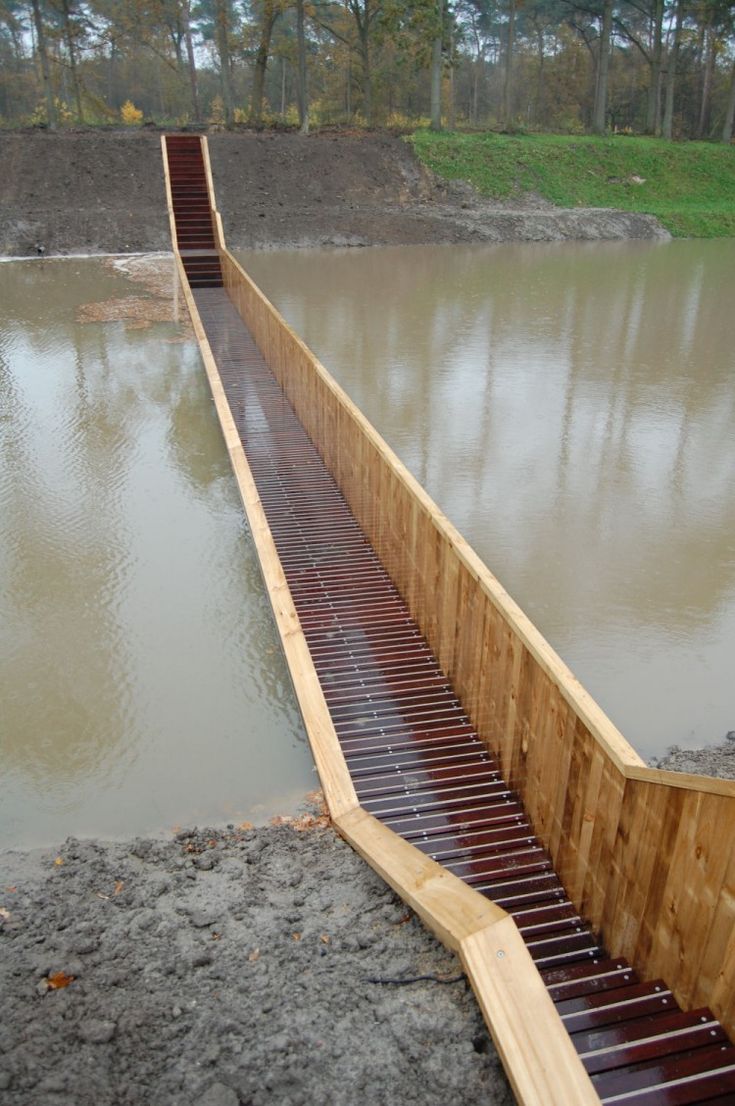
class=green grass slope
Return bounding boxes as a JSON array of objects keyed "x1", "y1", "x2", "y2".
[{"x1": 411, "y1": 131, "x2": 735, "y2": 238}]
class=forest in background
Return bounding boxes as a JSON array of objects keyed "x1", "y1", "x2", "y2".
[{"x1": 1, "y1": 0, "x2": 733, "y2": 141}]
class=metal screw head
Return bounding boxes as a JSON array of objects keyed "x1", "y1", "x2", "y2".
[{"x1": 496, "y1": 950, "x2": 505, "y2": 959}]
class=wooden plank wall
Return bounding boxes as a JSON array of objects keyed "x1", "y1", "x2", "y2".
[
  {"x1": 219, "y1": 245, "x2": 735, "y2": 1041},
  {"x1": 163, "y1": 142, "x2": 599, "y2": 1101}
]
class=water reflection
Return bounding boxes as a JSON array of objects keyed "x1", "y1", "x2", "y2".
[
  {"x1": 0, "y1": 259, "x2": 313, "y2": 847},
  {"x1": 239, "y1": 240, "x2": 735, "y2": 757}
]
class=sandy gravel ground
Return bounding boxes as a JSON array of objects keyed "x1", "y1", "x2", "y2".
[
  {"x1": 0, "y1": 819, "x2": 512, "y2": 1106},
  {"x1": 652, "y1": 734, "x2": 735, "y2": 778}
]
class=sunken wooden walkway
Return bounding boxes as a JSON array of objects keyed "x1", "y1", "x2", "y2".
[{"x1": 162, "y1": 134, "x2": 735, "y2": 1105}]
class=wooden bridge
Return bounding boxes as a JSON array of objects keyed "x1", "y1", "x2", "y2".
[{"x1": 162, "y1": 133, "x2": 735, "y2": 1105}]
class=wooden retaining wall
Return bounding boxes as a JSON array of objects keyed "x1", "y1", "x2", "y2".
[
  {"x1": 165, "y1": 135, "x2": 735, "y2": 1101},
  {"x1": 217, "y1": 244, "x2": 735, "y2": 1041},
  {"x1": 164, "y1": 136, "x2": 599, "y2": 1105}
]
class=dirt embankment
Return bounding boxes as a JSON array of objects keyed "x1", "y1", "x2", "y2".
[
  {"x1": 0, "y1": 820, "x2": 511, "y2": 1106},
  {"x1": 0, "y1": 127, "x2": 667, "y2": 257}
]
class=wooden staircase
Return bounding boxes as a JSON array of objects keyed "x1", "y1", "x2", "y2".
[{"x1": 164, "y1": 135, "x2": 223, "y2": 288}]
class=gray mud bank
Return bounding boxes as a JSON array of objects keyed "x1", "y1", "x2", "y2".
[
  {"x1": 0, "y1": 822, "x2": 511, "y2": 1106},
  {"x1": 652, "y1": 735, "x2": 735, "y2": 778},
  {"x1": 0, "y1": 129, "x2": 666, "y2": 257}
]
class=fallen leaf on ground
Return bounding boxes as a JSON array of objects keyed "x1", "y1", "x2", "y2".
[
  {"x1": 0, "y1": 907, "x2": 10, "y2": 921},
  {"x1": 47, "y1": 971, "x2": 75, "y2": 990},
  {"x1": 248, "y1": 948, "x2": 260, "y2": 962},
  {"x1": 238, "y1": 821, "x2": 254, "y2": 831},
  {"x1": 54, "y1": 857, "x2": 64, "y2": 867},
  {"x1": 306, "y1": 790, "x2": 328, "y2": 815},
  {"x1": 114, "y1": 881, "x2": 124, "y2": 895},
  {"x1": 291, "y1": 812, "x2": 330, "y2": 831},
  {"x1": 320, "y1": 934, "x2": 330, "y2": 944},
  {"x1": 292, "y1": 932, "x2": 302, "y2": 942}
]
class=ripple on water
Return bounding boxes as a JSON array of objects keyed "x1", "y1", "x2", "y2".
[{"x1": 0, "y1": 258, "x2": 313, "y2": 848}]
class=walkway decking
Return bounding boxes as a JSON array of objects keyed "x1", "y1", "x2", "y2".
[
  {"x1": 194, "y1": 285, "x2": 735, "y2": 1106},
  {"x1": 164, "y1": 133, "x2": 735, "y2": 1105}
]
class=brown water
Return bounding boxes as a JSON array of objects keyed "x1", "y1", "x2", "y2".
[
  {"x1": 0, "y1": 258, "x2": 314, "y2": 848},
  {"x1": 238, "y1": 239, "x2": 735, "y2": 760}
]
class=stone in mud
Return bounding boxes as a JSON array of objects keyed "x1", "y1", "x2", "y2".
[
  {"x1": 71, "y1": 936, "x2": 99, "y2": 955},
  {"x1": 194, "y1": 852, "x2": 217, "y2": 871},
  {"x1": 78, "y1": 1019, "x2": 116, "y2": 1044},
  {"x1": 189, "y1": 908, "x2": 218, "y2": 929},
  {"x1": 199, "y1": 1083, "x2": 239, "y2": 1106}
]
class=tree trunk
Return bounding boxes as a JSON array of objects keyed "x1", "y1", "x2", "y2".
[
  {"x1": 182, "y1": 0, "x2": 201, "y2": 122},
  {"x1": 106, "y1": 39, "x2": 115, "y2": 107},
  {"x1": 296, "y1": 0, "x2": 309, "y2": 134},
  {"x1": 662, "y1": 0, "x2": 683, "y2": 140},
  {"x1": 697, "y1": 21, "x2": 714, "y2": 138},
  {"x1": 448, "y1": 18, "x2": 455, "y2": 130},
  {"x1": 214, "y1": 0, "x2": 233, "y2": 126},
  {"x1": 430, "y1": 36, "x2": 442, "y2": 129},
  {"x1": 535, "y1": 30, "x2": 545, "y2": 127},
  {"x1": 723, "y1": 59, "x2": 735, "y2": 144},
  {"x1": 30, "y1": 0, "x2": 57, "y2": 128},
  {"x1": 360, "y1": 33, "x2": 371, "y2": 125},
  {"x1": 60, "y1": 0, "x2": 84, "y2": 123},
  {"x1": 592, "y1": 0, "x2": 613, "y2": 134},
  {"x1": 646, "y1": 0, "x2": 664, "y2": 134},
  {"x1": 251, "y1": 0, "x2": 276, "y2": 125},
  {"x1": 502, "y1": 0, "x2": 516, "y2": 127},
  {"x1": 346, "y1": 54, "x2": 352, "y2": 120}
]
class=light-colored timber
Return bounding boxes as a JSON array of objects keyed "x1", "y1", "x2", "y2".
[
  {"x1": 162, "y1": 133, "x2": 599, "y2": 1106},
  {"x1": 217, "y1": 230, "x2": 735, "y2": 1042},
  {"x1": 162, "y1": 133, "x2": 735, "y2": 1102}
]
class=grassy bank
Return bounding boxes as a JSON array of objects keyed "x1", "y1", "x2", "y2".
[{"x1": 411, "y1": 131, "x2": 735, "y2": 238}]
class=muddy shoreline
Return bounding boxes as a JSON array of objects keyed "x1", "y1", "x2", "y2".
[
  {"x1": 3, "y1": 734, "x2": 733, "y2": 1106},
  {"x1": 0, "y1": 819, "x2": 512, "y2": 1106},
  {"x1": 0, "y1": 129, "x2": 667, "y2": 257},
  {"x1": 651, "y1": 735, "x2": 735, "y2": 778}
]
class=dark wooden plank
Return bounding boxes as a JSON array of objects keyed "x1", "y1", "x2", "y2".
[{"x1": 592, "y1": 1042, "x2": 735, "y2": 1101}]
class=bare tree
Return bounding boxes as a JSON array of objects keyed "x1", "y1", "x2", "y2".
[
  {"x1": 501, "y1": 0, "x2": 516, "y2": 126},
  {"x1": 723, "y1": 56, "x2": 735, "y2": 142},
  {"x1": 646, "y1": 0, "x2": 664, "y2": 133},
  {"x1": 182, "y1": 0, "x2": 201, "y2": 121},
  {"x1": 592, "y1": 0, "x2": 613, "y2": 133},
  {"x1": 430, "y1": 0, "x2": 444, "y2": 129},
  {"x1": 251, "y1": 0, "x2": 280, "y2": 124},
  {"x1": 58, "y1": 0, "x2": 85, "y2": 121},
  {"x1": 296, "y1": 0, "x2": 308, "y2": 132},
  {"x1": 662, "y1": 0, "x2": 684, "y2": 139},
  {"x1": 30, "y1": 0, "x2": 57, "y2": 126},
  {"x1": 214, "y1": 0, "x2": 233, "y2": 125}
]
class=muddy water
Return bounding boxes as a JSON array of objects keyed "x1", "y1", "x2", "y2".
[
  {"x1": 239, "y1": 240, "x2": 735, "y2": 760},
  {"x1": 0, "y1": 259, "x2": 314, "y2": 848}
]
